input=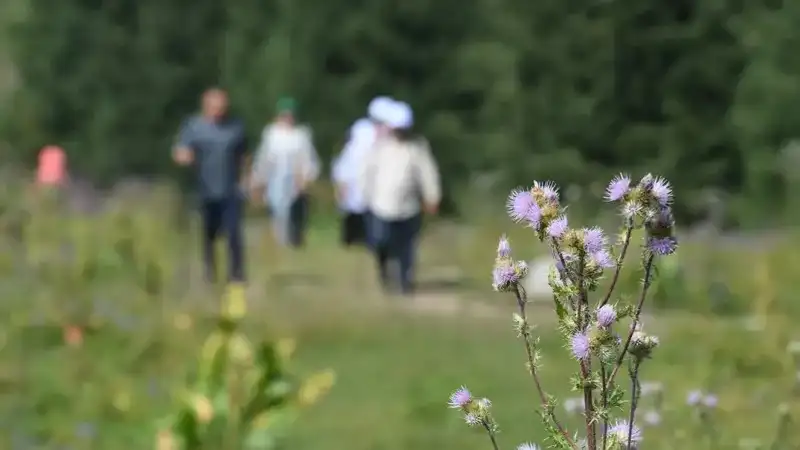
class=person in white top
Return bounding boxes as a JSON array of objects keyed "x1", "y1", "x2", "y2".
[
  {"x1": 330, "y1": 96, "x2": 396, "y2": 246},
  {"x1": 250, "y1": 97, "x2": 320, "y2": 248},
  {"x1": 360, "y1": 100, "x2": 441, "y2": 295},
  {"x1": 332, "y1": 118, "x2": 377, "y2": 246}
]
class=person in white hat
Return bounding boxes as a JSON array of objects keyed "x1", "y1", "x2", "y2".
[
  {"x1": 331, "y1": 118, "x2": 377, "y2": 246},
  {"x1": 360, "y1": 100, "x2": 441, "y2": 295}
]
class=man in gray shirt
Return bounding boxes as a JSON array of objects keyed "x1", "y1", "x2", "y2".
[{"x1": 173, "y1": 87, "x2": 248, "y2": 283}]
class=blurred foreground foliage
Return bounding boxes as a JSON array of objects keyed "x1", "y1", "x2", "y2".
[
  {"x1": 0, "y1": 179, "x2": 333, "y2": 449},
  {"x1": 0, "y1": 175, "x2": 798, "y2": 449}
]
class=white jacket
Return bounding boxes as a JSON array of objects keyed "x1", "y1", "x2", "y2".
[{"x1": 361, "y1": 136, "x2": 441, "y2": 220}]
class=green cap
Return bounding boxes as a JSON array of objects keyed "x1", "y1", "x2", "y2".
[{"x1": 276, "y1": 97, "x2": 296, "y2": 114}]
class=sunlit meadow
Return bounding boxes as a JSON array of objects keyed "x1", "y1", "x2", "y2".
[{"x1": 0, "y1": 177, "x2": 797, "y2": 449}]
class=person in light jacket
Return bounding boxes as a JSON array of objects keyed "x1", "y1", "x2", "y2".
[
  {"x1": 360, "y1": 100, "x2": 441, "y2": 295},
  {"x1": 250, "y1": 97, "x2": 320, "y2": 248}
]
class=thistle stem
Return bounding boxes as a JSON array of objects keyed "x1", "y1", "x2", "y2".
[
  {"x1": 604, "y1": 255, "x2": 655, "y2": 392},
  {"x1": 513, "y1": 286, "x2": 578, "y2": 449},
  {"x1": 551, "y1": 239, "x2": 577, "y2": 286},
  {"x1": 601, "y1": 365, "x2": 609, "y2": 450},
  {"x1": 599, "y1": 226, "x2": 633, "y2": 307},
  {"x1": 483, "y1": 423, "x2": 501, "y2": 450},
  {"x1": 626, "y1": 360, "x2": 641, "y2": 450},
  {"x1": 575, "y1": 255, "x2": 596, "y2": 450}
]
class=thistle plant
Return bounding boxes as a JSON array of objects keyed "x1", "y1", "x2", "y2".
[
  {"x1": 449, "y1": 174, "x2": 677, "y2": 449},
  {"x1": 155, "y1": 284, "x2": 335, "y2": 450}
]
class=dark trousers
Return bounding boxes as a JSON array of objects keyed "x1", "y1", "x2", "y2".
[
  {"x1": 287, "y1": 194, "x2": 308, "y2": 248},
  {"x1": 201, "y1": 195, "x2": 245, "y2": 282},
  {"x1": 340, "y1": 212, "x2": 368, "y2": 246},
  {"x1": 369, "y1": 213, "x2": 422, "y2": 294}
]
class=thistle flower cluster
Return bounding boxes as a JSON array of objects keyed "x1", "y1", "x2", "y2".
[
  {"x1": 450, "y1": 174, "x2": 678, "y2": 450},
  {"x1": 448, "y1": 387, "x2": 499, "y2": 433},
  {"x1": 493, "y1": 235, "x2": 529, "y2": 292},
  {"x1": 607, "y1": 173, "x2": 677, "y2": 256},
  {"x1": 629, "y1": 323, "x2": 660, "y2": 361}
]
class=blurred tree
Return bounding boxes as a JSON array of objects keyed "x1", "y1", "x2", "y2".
[
  {"x1": 2, "y1": 0, "x2": 798, "y2": 224},
  {"x1": 5, "y1": 0, "x2": 226, "y2": 184}
]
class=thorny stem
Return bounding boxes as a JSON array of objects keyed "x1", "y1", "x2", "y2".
[
  {"x1": 580, "y1": 360, "x2": 596, "y2": 450},
  {"x1": 604, "y1": 255, "x2": 655, "y2": 392},
  {"x1": 551, "y1": 239, "x2": 577, "y2": 286},
  {"x1": 601, "y1": 365, "x2": 609, "y2": 450},
  {"x1": 483, "y1": 422, "x2": 501, "y2": 450},
  {"x1": 513, "y1": 286, "x2": 577, "y2": 449},
  {"x1": 599, "y1": 226, "x2": 633, "y2": 307},
  {"x1": 575, "y1": 256, "x2": 597, "y2": 450},
  {"x1": 626, "y1": 360, "x2": 641, "y2": 450}
]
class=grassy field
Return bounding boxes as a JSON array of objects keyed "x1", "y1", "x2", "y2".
[{"x1": 0, "y1": 183, "x2": 799, "y2": 449}]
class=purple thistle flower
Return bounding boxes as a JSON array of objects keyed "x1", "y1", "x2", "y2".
[
  {"x1": 647, "y1": 206, "x2": 675, "y2": 232},
  {"x1": 687, "y1": 390, "x2": 703, "y2": 406},
  {"x1": 609, "y1": 419, "x2": 643, "y2": 447},
  {"x1": 524, "y1": 205, "x2": 543, "y2": 230},
  {"x1": 534, "y1": 180, "x2": 559, "y2": 202},
  {"x1": 638, "y1": 173, "x2": 655, "y2": 190},
  {"x1": 650, "y1": 176, "x2": 672, "y2": 206},
  {"x1": 517, "y1": 444, "x2": 540, "y2": 450},
  {"x1": 497, "y1": 235, "x2": 511, "y2": 258},
  {"x1": 448, "y1": 386, "x2": 472, "y2": 409},
  {"x1": 605, "y1": 173, "x2": 631, "y2": 202},
  {"x1": 554, "y1": 254, "x2": 565, "y2": 273},
  {"x1": 546, "y1": 216, "x2": 568, "y2": 238},
  {"x1": 590, "y1": 248, "x2": 615, "y2": 268},
  {"x1": 583, "y1": 227, "x2": 607, "y2": 253},
  {"x1": 570, "y1": 332, "x2": 591, "y2": 360},
  {"x1": 647, "y1": 237, "x2": 677, "y2": 256},
  {"x1": 596, "y1": 304, "x2": 617, "y2": 327},
  {"x1": 507, "y1": 189, "x2": 540, "y2": 226},
  {"x1": 492, "y1": 263, "x2": 519, "y2": 291},
  {"x1": 702, "y1": 395, "x2": 718, "y2": 408}
]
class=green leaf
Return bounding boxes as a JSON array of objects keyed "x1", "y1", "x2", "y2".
[
  {"x1": 242, "y1": 409, "x2": 299, "y2": 450},
  {"x1": 553, "y1": 296, "x2": 568, "y2": 322},
  {"x1": 173, "y1": 407, "x2": 202, "y2": 449},
  {"x1": 242, "y1": 429, "x2": 278, "y2": 450},
  {"x1": 196, "y1": 331, "x2": 231, "y2": 395},
  {"x1": 255, "y1": 342, "x2": 282, "y2": 378}
]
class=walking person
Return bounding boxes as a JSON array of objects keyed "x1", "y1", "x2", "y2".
[
  {"x1": 250, "y1": 97, "x2": 320, "y2": 248},
  {"x1": 361, "y1": 100, "x2": 441, "y2": 296},
  {"x1": 332, "y1": 118, "x2": 377, "y2": 247},
  {"x1": 173, "y1": 87, "x2": 248, "y2": 283}
]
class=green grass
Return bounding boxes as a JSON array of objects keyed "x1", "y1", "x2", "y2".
[
  {"x1": 1, "y1": 183, "x2": 799, "y2": 449},
  {"x1": 282, "y1": 309, "x2": 799, "y2": 450}
]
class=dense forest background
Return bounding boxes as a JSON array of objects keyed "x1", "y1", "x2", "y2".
[{"x1": 1, "y1": 0, "x2": 799, "y2": 226}]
